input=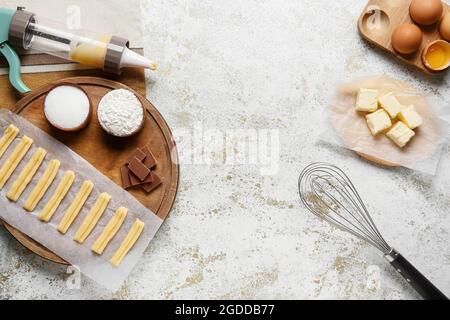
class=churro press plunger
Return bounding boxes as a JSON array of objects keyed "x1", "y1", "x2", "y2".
[
  {"x1": 298, "y1": 162, "x2": 448, "y2": 300},
  {"x1": 0, "y1": 7, "x2": 157, "y2": 93}
]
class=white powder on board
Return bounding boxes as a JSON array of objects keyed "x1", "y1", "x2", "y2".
[
  {"x1": 97, "y1": 89, "x2": 144, "y2": 137},
  {"x1": 44, "y1": 85, "x2": 90, "y2": 129}
]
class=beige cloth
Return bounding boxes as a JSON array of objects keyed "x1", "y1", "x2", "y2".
[{"x1": 321, "y1": 75, "x2": 450, "y2": 175}]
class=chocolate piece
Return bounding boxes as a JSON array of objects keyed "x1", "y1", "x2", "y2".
[
  {"x1": 120, "y1": 166, "x2": 132, "y2": 189},
  {"x1": 142, "y1": 172, "x2": 162, "y2": 193},
  {"x1": 129, "y1": 171, "x2": 152, "y2": 186},
  {"x1": 128, "y1": 156, "x2": 150, "y2": 181},
  {"x1": 141, "y1": 146, "x2": 157, "y2": 169},
  {"x1": 129, "y1": 171, "x2": 141, "y2": 186},
  {"x1": 126, "y1": 149, "x2": 146, "y2": 165}
]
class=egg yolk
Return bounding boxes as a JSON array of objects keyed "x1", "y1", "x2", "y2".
[{"x1": 425, "y1": 44, "x2": 447, "y2": 69}]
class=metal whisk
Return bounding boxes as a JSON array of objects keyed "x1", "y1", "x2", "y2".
[{"x1": 298, "y1": 162, "x2": 448, "y2": 300}]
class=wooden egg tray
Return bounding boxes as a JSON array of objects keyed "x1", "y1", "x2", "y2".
[{"x1": 358, "y1": 0, "x2": 450, "y2": 74}]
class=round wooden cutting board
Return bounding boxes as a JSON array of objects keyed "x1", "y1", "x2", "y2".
[{"x1": 1, "y1": 77, "x2": 179, "y2": 265}]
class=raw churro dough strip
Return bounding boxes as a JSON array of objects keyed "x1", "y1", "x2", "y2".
[
  {"x1": 23, "y1": 159, "x2": 60, "y2": 212},
  {"x1": 0, "y1": 136, "x2": 33, "y2": 189},
  {"x1": 0, "y1": 124, "x2": 19, "y2": 158},
  {"x1": 74, "y1": 192, "x2": 111, "y2": 243},
  {"x1": 7, "y1": 148, "x2": 47, "y2": 202},
  {"x1": 38, "y1": 171, "x2": 75, "y2": 222},
  {"x1": 91, "y1": 207, "x2": 128, "y2": 255},
  {"x1": 110, "y1": 219, "x2": 145, "y2": 267},
  {"x1": 57, "y1": 180, "x2": 94, "y2": 234}
]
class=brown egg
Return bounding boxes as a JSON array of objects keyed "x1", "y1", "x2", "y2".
[
  {"x1": 392, "y1": 24, "x2": 423, "y2": 55},
  {"x1": 439, "y1": 12, "x2": 450, "y2": 41},
  {"x1": 410, "y1": 0, "x2": 443, "y2": 26}
]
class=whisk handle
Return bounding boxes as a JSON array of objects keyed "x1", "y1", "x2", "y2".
[{"x1": 386, "y1": 250, "x2": 448, "y2": 300}]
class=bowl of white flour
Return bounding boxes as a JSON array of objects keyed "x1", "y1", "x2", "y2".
[{"x1": 97, "y1": 89, "x2": 145, "y2": 137}]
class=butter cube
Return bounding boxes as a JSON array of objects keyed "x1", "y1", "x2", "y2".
[
  {"x1": 386, "y1": 122, "x2": 415, "y2": 148},
  {"x1": 378, "y1": 92, "x2": 402, "y2": 119},
  {"x1": 398, "y1": 105, "x2": 423, "y2": 129},
  {"x1": 366, "y1": 109, "x2": 392, "y2": 136},
  {"x1": 355, "y1": 88, "x2": 379, "y2": 112}
]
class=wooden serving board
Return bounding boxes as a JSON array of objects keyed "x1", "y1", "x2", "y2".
[
  {"x1": 358, "y1": 0, "x2": 450, "y2": 74},
  {"x1": 1, "y1": 77, "x2": 179, "y2": 265}
]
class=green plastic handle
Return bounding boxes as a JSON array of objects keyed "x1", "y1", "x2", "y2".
[{"x1": 0, "y1": 42, "x2": 31, "y2": 93}]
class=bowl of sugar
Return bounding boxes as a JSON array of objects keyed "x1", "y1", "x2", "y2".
[{"x1": 44, "y1": 84, "x2": 92, "y2": 132}]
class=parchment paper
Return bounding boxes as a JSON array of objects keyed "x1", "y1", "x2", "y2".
[
  {"x1": 320, "y1": 75, "x2": 450, "y2": 175},
  {"x1": 0, "y1": 109, "x2": 163, "y2": 291}
]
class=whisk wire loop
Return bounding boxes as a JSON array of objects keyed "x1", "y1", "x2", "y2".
[
  {"x1": 299, "y1": 162, "x2": 391, "y2": 254},
  {"x1": 310, "y1": 176, "x2": 385, "y2": 249}
]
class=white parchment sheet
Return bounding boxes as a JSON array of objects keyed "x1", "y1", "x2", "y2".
[{"x1": 0, "y1": 109, "x2": 163, "y2": 291}]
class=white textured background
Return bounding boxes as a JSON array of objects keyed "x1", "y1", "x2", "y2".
[{"x1": 1, "y1": 0, "x2": 450, "y2": 299}]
